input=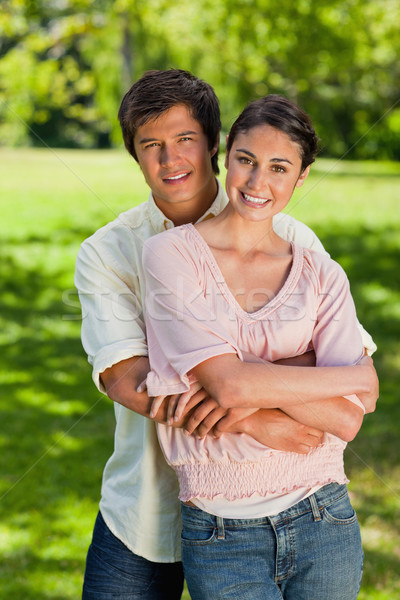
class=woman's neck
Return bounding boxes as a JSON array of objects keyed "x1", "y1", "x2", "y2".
[{"x1": 200, "y1": 203, "x2": 287, "y2": 256}]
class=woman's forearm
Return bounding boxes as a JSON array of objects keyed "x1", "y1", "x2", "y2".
[
  {"x1": 192, "y1": 354, "x2": 374, "y2": 411},
  {"x1": 282, "y1": 397, "x2": 364, "y2": 442}
]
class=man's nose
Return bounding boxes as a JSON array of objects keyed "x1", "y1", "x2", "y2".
[{"x1": 160, "y1": 144, "x2": 180, "y2": 167}]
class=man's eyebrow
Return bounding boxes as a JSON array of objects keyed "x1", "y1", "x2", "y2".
[
  {"x1": 138, "y1": 137, "x2": 158, "y2": 145},
  {"x1": 174, "y1": 130, "x2": 198, "y2": 137},
  {"x1": 138, "y1": 130, "x2": 199, "y2": 145}
]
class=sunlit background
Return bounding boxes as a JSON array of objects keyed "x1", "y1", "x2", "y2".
[{"x1": 1, "y1": 1, "x2": 399, "y2": 598}]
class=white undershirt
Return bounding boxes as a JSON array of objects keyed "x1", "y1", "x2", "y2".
[{"x1": 191, "y1": 485, "x2": 322, "y2": 519}]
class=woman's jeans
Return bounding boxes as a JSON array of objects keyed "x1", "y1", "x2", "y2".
[{"x1": 181, "y1": 483, "x2": 363, "y2": 600}]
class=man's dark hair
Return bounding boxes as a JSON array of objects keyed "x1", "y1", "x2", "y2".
[
  {"x1": 226, "y1": 95, "x2": 319, "y2": 171},
  {"x1": 118, "y1": 69, "x2": 221, "y2": 175}
]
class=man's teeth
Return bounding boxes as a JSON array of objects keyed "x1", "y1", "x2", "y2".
[
  {"x1": 243, "y1": 193, "x2": 269, "y2": 204},
  {"x1": 166, "y1": 173, "x2": 187, "y2": 180}
]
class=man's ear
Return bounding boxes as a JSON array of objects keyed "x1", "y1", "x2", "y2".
[
  {"x1": 224, "y1": 135, "x2": 230, "y2": 170},
  {"x1": 295, "y1": 165, "x2": 310, "y2": 188},
  {"x1": 210, "y1": 132, "x2": 220, "y2": 158}
]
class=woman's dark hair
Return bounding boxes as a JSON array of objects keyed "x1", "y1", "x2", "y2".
[
  {"x1": 226, "y1": 95, "x2": 319, "y2": 171},
  {"x1": 118, "y1": 69, "x2": 221, "y2": 174}
]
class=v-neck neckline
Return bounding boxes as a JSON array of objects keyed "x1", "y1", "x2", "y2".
[{"x1": 185, "y1": 223, "x2": 303, "y2": 322}]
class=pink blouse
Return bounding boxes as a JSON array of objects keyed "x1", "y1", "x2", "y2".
[{"x1": 143, "y1": 224, "x2": 364, "y2": 501}]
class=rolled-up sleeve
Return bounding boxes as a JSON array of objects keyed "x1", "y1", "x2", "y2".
[
  {"x1": 312, "y1": 259, "x2": 366, "y2": 411},
  {"x1": 75, "y1": 240, "x2": 148, "y2": 393},
  {"x1": 274, "y1": 213, "x2": 376, "y2": 356}
]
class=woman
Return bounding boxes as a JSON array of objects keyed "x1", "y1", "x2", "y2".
[{"x1": 142, "y1": 95, "x2": 377, "y2": 599}]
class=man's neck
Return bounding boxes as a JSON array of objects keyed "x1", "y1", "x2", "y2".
[{"x1": 155, "y1": 178, "x2": 219, "y2": 226}]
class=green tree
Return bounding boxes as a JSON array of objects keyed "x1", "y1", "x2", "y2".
[{"x1": 1, "y1": 0, "x2": 399, "y2": 158}]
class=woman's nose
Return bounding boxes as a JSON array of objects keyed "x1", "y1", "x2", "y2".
[{"x1": 248, "y1": 168, "x2": 270, "y2": 193}]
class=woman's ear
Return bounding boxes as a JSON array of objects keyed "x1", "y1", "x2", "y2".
[{"x1": 295, "y1": 165, "x2": 310, "y2": 188}]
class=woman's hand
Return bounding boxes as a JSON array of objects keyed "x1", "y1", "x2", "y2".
[
  {"x1": 356, "y1": 355, "x2": 379, "y2": 414},
  {"x1": 149, "y1": 381, "x2": 210, "y2": 425}
]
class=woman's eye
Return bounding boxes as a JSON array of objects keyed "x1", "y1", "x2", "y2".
[{"x1": 238, "y1": 157, "x2": 254, "y2": 165}]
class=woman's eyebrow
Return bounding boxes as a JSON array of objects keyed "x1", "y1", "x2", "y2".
[
  {"x1": 235, "y1": 149, "x2": 294, "y2": 165},
  {"x1": 235, "y1": 148, "x2": 256, "y2": 158},
  {"x1": 270, "y1": 157, "x2": 294, "y2": 165}
]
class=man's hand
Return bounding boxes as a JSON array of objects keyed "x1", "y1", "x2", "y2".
[
  {"x1": 149, "y1": 380, "x2": 209, "y2": 424},
  {"x1": 182, "y1": 403, "x2": 256, "y2": 438}
]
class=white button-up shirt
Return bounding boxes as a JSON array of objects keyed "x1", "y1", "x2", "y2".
[{"x1": 74, "y1": 179, "x2": 376, "y2": 562}]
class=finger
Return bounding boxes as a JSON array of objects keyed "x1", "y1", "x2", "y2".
[
  {"x1": 213, "y1": 409, "x2": 255, "y2": 437},
  {"x1": 213, "y1": 413, "x2": 232, "y2": 437},
  {"x1": 306, "y1": 434, "x2": 323, "y2": 448},
  {"x1": 136, "y1": 378, "x2": 147, "y2": 393},
  {"x1": 180, "y1": 388, "x2": 210, "y2": 418},
  {"x1": 167, "y1": 394, "x2": 181, "y2": 425},
  {"x1": 150, "y1": 395, "x2": 166, "y2": 418},
  {"x1": 184, "y1": 399, "x2": 220, "y2": 436},
  {"x1": 174, "y1": 385, "x2": 204, "y2": 422},
  {"x1": 196, "y1": 407, "x2": 227, "y2": 438}
]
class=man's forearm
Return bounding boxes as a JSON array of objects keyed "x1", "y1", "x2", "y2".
[{"x1": 101, "y1": 356, "x2": 208, "y2": 427}]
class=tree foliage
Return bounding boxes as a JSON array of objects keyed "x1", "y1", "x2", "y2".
[{"x1": 0, "y1": 0, "x2": 399, "y2": 158}]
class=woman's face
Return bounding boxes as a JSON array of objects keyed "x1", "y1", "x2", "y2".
[{"x1": 225, "y1": 124, "x2": 310, "y2": 222}]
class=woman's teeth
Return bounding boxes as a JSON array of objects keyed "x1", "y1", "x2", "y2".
[{"x1": 243, "y1": 193, "x2": 269, "y2": 205}]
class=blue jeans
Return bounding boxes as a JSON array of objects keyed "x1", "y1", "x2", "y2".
[
  {"x1": 82, "y1": 511, "x2": 184, "y2": 599},
  {"x1": 181, "y1": 483, "x2": 363, "y2": 600}
]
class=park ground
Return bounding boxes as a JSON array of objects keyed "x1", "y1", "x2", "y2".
[{"x1": 0, "y1": 148, "x2": 399, "y2": 598}]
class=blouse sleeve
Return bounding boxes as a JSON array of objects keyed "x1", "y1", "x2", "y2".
[
  {"x1": 312, "y1": 256, "x2": 366, "y2": 411},
  {"x1": 142, "y1": 231, "x2": 240, "y2": 396}
]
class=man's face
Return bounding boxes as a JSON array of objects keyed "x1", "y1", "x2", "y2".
[{"x1": 133, "y1": 104, "x2": 218, "y2": 223}]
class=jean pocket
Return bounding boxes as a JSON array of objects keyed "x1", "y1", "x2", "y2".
[
  {"x1": 181, "y1": 523, "x2": 217, "y2": 546},
  {"x1": 322, "y1": 492, "x2": 358, "y2": 525}
]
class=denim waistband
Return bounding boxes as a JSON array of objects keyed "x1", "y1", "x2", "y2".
[{"x1": 180, "y1": 482, "x2": 349, "y2": 527}]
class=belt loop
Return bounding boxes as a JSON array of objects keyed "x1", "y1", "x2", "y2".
[
  {"x1": 309, "y1": 493, "x2": 322, "y2": 522},
  {"x1": 216, "y1": 516, "x2": 225, "y2": 539}
]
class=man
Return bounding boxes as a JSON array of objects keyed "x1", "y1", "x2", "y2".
[{"x1": 75, "y1": 69, "x2": 376, "y2": 599}]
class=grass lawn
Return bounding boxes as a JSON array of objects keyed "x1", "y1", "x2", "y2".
[{"x1": 0, "y1": 148, "x2": 399, "y2": 598}]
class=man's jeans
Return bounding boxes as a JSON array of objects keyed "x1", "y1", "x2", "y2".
[
  {"x1": 181, "y1": 483, "x2": 363, "y2": 600},
  {"x1": 82, "y1": 511, "x2": 184, "y2": 600}
]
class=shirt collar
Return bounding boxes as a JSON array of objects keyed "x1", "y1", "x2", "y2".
[{"x1": 147, "y1": 179, "x2": 228, "y2": 232}]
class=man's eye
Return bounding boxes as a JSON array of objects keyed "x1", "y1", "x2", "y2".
[
  {"x1": 144, "y1": 142, "x2": 159, "y2": 149},
  {"x1": 179, "y1": 137, "x2": 192, "y2": 142},
  {"x1": 272, "y1": 165, "x2": 286, "y2": 173},
  {"x1": 238, "y1": 157, "x2": 254, "y2": 165}
]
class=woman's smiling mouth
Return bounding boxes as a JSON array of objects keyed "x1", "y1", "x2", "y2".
[{"x1": 240, "y1": 191, "x2": 271, "y2": 206}]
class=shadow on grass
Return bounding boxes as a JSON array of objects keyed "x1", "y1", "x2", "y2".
[
  {"x1": 0, "y1": 239, "x2": 115, "y2": 595},
  {"x1": 317, "y1": 223, "x2": 400, "y2": 581},
  {"x1": 0, "y1": 221, "x2": 399, "y2": 596}
]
